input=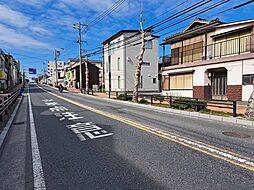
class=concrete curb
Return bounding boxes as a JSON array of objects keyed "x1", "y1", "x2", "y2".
[
  {"x1": 0, "y1": 95, "x2": 23, "y2": 152},
  {"x1": 42, "y1": 84, "x2": 254, "y2": 128}
]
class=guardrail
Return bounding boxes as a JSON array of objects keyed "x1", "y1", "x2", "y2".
[
  {"x1": 0, "y1": 89, "x2": 21, "y2": 121},
  {"x1": 108, "y1": 92, "x2": 238, "y2": 117}
]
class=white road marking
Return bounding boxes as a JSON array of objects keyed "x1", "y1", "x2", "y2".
[
  {"x1": 28, "y1": 87, "x2": 47, "y2": 190},
  {"x1": 123, "y1": 118, "x2": 254, "y2": 168}
]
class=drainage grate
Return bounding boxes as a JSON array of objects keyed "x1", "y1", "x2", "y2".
[
  {"x1": 13, "y1": 122, "x2": 25, "y2": 125},
  {"x1": 222, "y1": 131, "x2": 251, "y2": 138}
]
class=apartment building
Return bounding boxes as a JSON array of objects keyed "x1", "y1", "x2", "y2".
[
  {"x1": 161, "y1": 18, "x2": 254, "y2": 101},
  {"x1": 47, "y1": 61, "x2": 65, "y2": 86},
  {"x1": 102, "y1": 30, "x2": 159, "y2": 93}
]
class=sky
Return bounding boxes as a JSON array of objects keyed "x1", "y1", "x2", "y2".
[{"x1": 0, "y1": 0, "x2": 253, "y2": 76}]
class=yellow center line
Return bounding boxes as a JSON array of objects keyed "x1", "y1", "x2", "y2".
[{"x1": 38, "y1": 85, "x2": 254, "y2": 171}]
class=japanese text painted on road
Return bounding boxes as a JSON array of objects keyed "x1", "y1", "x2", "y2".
[{"x1": 42, "y1": 99, "x2": 113, "y2": 141}]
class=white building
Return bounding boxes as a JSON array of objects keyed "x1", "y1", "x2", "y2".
[
  {"x1": 102, "y1": 30, "x2": 159, "y2": 93},
  {"x1": 47, "y1": 61, "x2": 65, "y2": 86}
]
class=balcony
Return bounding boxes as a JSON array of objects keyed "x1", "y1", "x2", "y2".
[{"x1": 162, "y1": 34, "x2": 254, "y2": 67}]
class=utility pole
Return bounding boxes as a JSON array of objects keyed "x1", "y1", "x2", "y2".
[
  {"x1": 85, "y1": 54, "x2": 89, "y2": 94},
  {"x1": 73, "y1": 22, "x2": 88, "y2": 93},
  {"x1": 133, "y1": 11, "x2": 146, "y2": 102},
  {"x1": 54, "y1": 49, "x2": 57, "y2": 86}
]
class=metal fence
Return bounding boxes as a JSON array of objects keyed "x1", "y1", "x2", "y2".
[
  {"x1": 0, "y1": 89, "x2": 20, "y2": 121},
  {"x1": 162, "y1": 34, "x2": 254, "y2": 66},
  {"x1": 110, "y1": 92, "x2": 238, "y2": 117}
]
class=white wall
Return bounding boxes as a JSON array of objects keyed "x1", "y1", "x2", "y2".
[
  {"x1": 242, "y1": 59, "x2": 254, "y2": 101},
  {"x1": 104, "y1": 34, "x2": 125, "y2": 92},
  {"x1": 242, "y1": 85, "x2": 253, "y2": 101},
  {"x1": 125, "y1": 33, "x2": 159, "y2": 92},
  {"x1": 162, "y1": 90, "x2": 193, "y2": 97},
  {"x1": 162, "y1": 58, "x2": 254, "y2": 101},
  {"x1": 48, "y1": 61, "x2": 65, "y2": 85},
  {"x1": 104, "y1": 32, "x2": 159, "y2": 92}
]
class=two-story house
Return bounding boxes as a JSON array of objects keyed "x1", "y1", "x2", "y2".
[
  {"x1": 64, "y1": 58, "x2": 100, "y2": 91},
  {"x1": 161, "y1": 18, "x2": 254, "y2": 101},
  {"x1": 102, "y1": 30, "x2": 159, "y2": 93}
]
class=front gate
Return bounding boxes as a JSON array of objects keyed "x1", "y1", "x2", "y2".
[{"x1": 211, "y1": 71, "x2": 227, "y2": 100}]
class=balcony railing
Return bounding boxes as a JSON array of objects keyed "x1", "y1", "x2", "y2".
[{"x1": 162, "y1": 34, "x2": 254, "y2": 67}]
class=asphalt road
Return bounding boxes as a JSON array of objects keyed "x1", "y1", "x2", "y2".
[{"x1": 0, "y1": 84, "x2": 253, "y2": 190}]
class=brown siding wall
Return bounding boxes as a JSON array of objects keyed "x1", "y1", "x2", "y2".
[
  {"x1": 227, "y1": 85, "x2": 242, "y2": 101},
  {"x1": 193, "y1": 86, "x2": 212, "y2": 100}
]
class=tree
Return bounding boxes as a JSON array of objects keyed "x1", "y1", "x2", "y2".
[
  {"x1": 133, "y1": 12, "x2": 145, "y2": 103},
  {"x1": 245, "y1": 81, "x2": 254, "y2": 117}
]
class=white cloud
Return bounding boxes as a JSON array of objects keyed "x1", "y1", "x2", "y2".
[
  {"x1": 30, "y1": 25, "x2": 52, "y2": 36},
  {"x1": 61, "y1": 0, "x2": 115, "y2": 12},
  {"x1": 0, "y1": 4, "x2": 53, "y2": 37},
  {"x1": 16, "y1": 0, "x2": 51, "y2": 8},
  {"x1": 0, "y1": 24, "x2": 51, "y2": 49},
  {"x1": 0, "y1": 5, "x2": 31, "y2": 28}
]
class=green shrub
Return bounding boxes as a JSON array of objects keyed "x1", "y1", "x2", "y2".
[
  {"x1": 139, "y1": 98, "x2": 149, "y2": 104},
  {"x1": 117, "y1": 94, "x2": 132, "y2": 101},
  {"x1": 172, "y1": 98, "x2": 207, "y2": 111},
  {"x1": 153, "y1": 95, "x2": 165, "y2": 104}
]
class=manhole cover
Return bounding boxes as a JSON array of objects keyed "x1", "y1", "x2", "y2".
[
  {"x1": 222, "y1": 132, "x2": 251, "y2": 138},
  {"x1": 13, "y1": 122, "x2": 25, "y2": 125}
]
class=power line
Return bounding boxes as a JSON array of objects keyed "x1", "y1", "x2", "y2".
[
  {"x1": 144, "y1": 0, "x2": 190, "y2": 25},
  {"x1": 63, "y1": 0, "x2": 126, "y2": 59},
  {"x1": 71, "y1": 0, "x2": 254, "y2": 59},
  {"x1": 82, "y1": 0, "x2": 126, "y2": 33},
  {"x1": 159, "y1": 0, "x2": 254, "y2": 37},
  {"x1": 83, "y1": 0, "x2": 228, "y2": 57},
  {"x1": 153, "y1": 0, "x2": 230, "y2": 33},
  {"x1": 151, "y1": 0, "x2": 212, "y2": 29},
  {"x1": 81, "y1": 0, "x2": 214, "y2": 57}
]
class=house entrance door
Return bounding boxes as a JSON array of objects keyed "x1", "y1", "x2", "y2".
[{"x1": 211, "y1": 71, "x2": 227, "y2": 100}]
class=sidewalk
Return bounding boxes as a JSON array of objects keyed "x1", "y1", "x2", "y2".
[
  {"x1": 44, "y1": 85, "x2": 254, "y2": 127},
  {"x1": 0, "y1": 94, "x2": 28, "y2": 190},
  {"x1": 79, "y1": 93, "x2": 254, "y2": 127}
]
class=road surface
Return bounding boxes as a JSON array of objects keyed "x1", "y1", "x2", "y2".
[{"x1": 0, "y1": 84, "x2": 253, "y2": 190}]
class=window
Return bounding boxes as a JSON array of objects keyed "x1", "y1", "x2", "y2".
[
  {"x1": 107, "y1": 56, "x2": 111, "y2": 73},
  {"x1": 153, "y1": 78, "x2": 156, "y2": 84},
  {"x1": 118, "y1": 76, "x2": 120, "y2": 89},
  {"x1": 171, "y1": 48, "x2": 180, "y2": 65},
  {"x1": 117, "y1": 38, "x2": 121, "y2": 48},
  {"x1": 169, "y1": 73, "x2": 193, "y2": 90},
  {"x1": 142, "y1": 62, "x2": 150, "y2": 66},
  {"x1": 243, "y1": 74, "x2": 254, "y2": 85},
  {"x1": 145, "y1": 41, "x2": 152, "y2": 49},
  {"x1": 182, "y1": 42, "x2": 203, "y2": 63},
  {"x1": 139, "y1": 76, "x2": 143, "y2": 88},
  {"x1": 117, "y1": 57, "x2": 120, "y2": 71}
]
